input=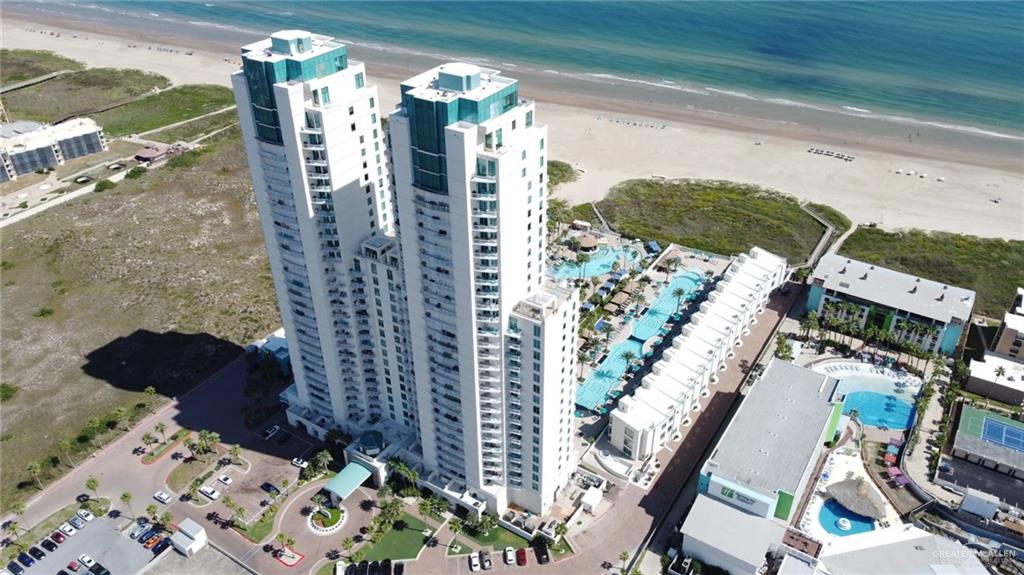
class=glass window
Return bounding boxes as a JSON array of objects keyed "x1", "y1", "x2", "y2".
[
  {"x1": 370, "y1": 97, "x2": 376, "y2": 108},
  {"x1": 355, "y1": 72, "x2": 365, "y2": 89},
  {"x1": 526, "y1": 111, "x2": 533, "y2": 127}
]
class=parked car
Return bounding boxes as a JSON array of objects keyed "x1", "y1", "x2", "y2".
[
  {"x1": 345, "y1": 563, "x2": 358, "y2": 575},
  {"x1": 199, "y1": 485, "x2": 221, "y2": 500},
  {"x1": 469, "y1": 553, "x2": 481, "y2": 572},
  {"x1": 51, "y1": 531, "x2": 66, "y2": 544},
  {"x1": 88, "y1": 564, "x2": 111, "y2": 575},
  {"x1": 58, "y1": 570, "x2": 71, "y2": 575},
  {"x1": 143, "y1": 535, "x2": 161, "y2": 549},
  {"x1": 503, "y1": 547, "x2": 515, "y2": 565},
  {"x1": 479, "y1": 549, "x2": 492, "y2": 570},
  {"x1": 291, "y1": 457, "x2": 309, "y2": 469},
  {"x1": 130, "y1": 521, "x2": 150, "y2": 539},
  {"x1": 59, "y1": 523, "x2": 77, "y2": 537},
  {"x1": 218, "y1": 474, "x2": 233, "y2": 486},
  {"x1": 153, "y1": 491, "x2": 172, "y2": 504},
  {"x1": 260, "y1": 425, "x2": 280, "y2": 440},
  {"x1": 152, "y1": 538, "x2": 172, "y2": 554},
  {"x1": 28, "y1": 546, "x2": 46, "y2": 560},
  {"x1": 138, "y1": 528, "x2": 158, "y2": 543},
  {"x1": 393, "y1": 563, "x2": 405, "y2": 575},
  {"x1": 535, "y1": 542, "x2": 551, "y2": 565},
  {"x1": 6, "y1": 561, "x2": 25, "y2": 575},
  {"x1": 380, "y1": 559, "x2": 392, "y2": 575},
  {"x1": 16, "y1": 553, "x2": 34, "y2": 568},
  {"x1": 516, "y1": 547, "x2": 528, "y2": 566},
  {"x1": 78, "y1": 555, "x2": 96, "y2": 568},
  {"x1": 368, "y1": 561, "x2": 380, "y2": 575},
  {"x1": 261, "y1": 482, "x2": 281, "y2": 496},
  {"x1": 68, "y1": 516, "x2": 86, "y2": 529},
  {"x1": 76, "y1": 509, "x2": 96, "y2": 522},
  {"x1": 357, "y1": 561, "x2": 369, "y2": 575},
  {"x1": 40, "y1": 539, "x2": 58, "y2": 552},
  {"x1": 66, "y1": 560, "x2": 82, "y2": 572}
]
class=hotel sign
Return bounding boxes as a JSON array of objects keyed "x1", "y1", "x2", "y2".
[{"x1": 708, "y1": 475, "x2": 772, "y2": 517}]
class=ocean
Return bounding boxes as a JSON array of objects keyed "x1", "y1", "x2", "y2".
[{"x1": 11, "y1": 1, "x2": 1024, "y2": 153}]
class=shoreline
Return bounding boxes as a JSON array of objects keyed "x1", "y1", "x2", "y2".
[{"x1": 3, "y1": 15, "x2": 1022, "y2": 240}]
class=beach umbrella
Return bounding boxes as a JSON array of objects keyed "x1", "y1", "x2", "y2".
[{"x1": 825, "y1": 478, "x2": 886, "y2": 520}]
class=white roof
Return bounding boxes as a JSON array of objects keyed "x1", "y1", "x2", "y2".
[
  {"x1": 682, "y1": 495, "x2": 785, "y2": 569},
  {"x1": 612, "y1": 395, "x2": 667, "y2": 429},
  {"x1": 970, "y1": 352, "x2": 1024, "y2": 391},
  {"x1": 402, "y1": 63, "x2": 516, "y2": 103},
  {"x1": 821, "y1": 526, "x2": 986, "y2": 574},
  {"x1": 812, "y1": 254, "x2": 976, "y2": 323},
  {"x1": 178, "y1": 517, "x2": 205, "y2": 539},
  {"x1": 580, "y1": 486, "x2": 602, "y2": 509},
  {"x1": 0, "y1": 118, "x2": 102, "y2": 154}
]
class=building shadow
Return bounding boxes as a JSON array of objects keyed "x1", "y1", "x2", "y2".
[{"x1": 82, "y1": 329, "x2": 243, "y2": 399}]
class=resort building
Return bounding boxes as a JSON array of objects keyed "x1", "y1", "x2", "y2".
[
  {"x1": 951, "y1": 405, "x2": 1024, "y2": 480},
  {"x1": 233, "y1": 30, "x2": 399, "y2": 439},
  {"x1": 608, "y1": 247, "x2": 788, "y2": 462},
  {"x1": 234, "y1": 33, "x2": 579, "y2": 517},
  {"x1": 389, "y1": 62, "x2": 578, "y2": 515},
  {"x1": 698, "y1": 359, "x2": 841, "y2": 524},
  {"x1": 966, "y1": 352, "x2": 1024, "y2": 406},
  {"x1": 992, "y1": 287, "x2": 1024, "y2": 360},
  {"x1": 807, "y1": 254, "x2": 976, "y2": 356},
  {"x1": 0, "y1": 118, "x2": 106, "y2": 181}
]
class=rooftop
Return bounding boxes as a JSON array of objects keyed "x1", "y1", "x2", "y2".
[
  {"x1": 822, "y1": 529, "x2": 986, "y2": 574},
  {"x1": 954, "y1": 405, "x2": 1024, "y2": 472},
  {"x1": 0, "y1": 118, "x2": 103, "y2": 153},
  {"x1": 401, "y1": 62, "x2": 516, "y2": 104},
  {"x1": 704, "y1": 358, "x2": 837, "y2": 495},
  {"x1": 241, "y1": 30, "x2": 345, "y2": 63},
  {"x1": 512, "y1": 282, "x2": 575, "y2": 322},
  {"x1": 681, "y1": 495, "x2": 785, "y2": 569},
  {"x1": 970, "y1": 352, "x2": 1024, "y2": 390},
  {"x1": 811, "y1": 254, "x2": 976, "y2": 323}
]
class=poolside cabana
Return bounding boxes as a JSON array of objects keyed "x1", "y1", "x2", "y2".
[
  {"x1": 578, "y1": 234, "x2": 599, "y2": 252},
  {"x1": 603, "y1": 303, "x2": 621, "y2": 315},
  {"x1": 611, "y1": 292, "x2": 631, "y2": 306},
  {"x1": 886, "y1": 467, "x2": 903, "y2": 479},
  {"x1": 581, "y1": 301, "x2": 595, "y2": 312},
  {"x1": 825, "y1": 478, "x2": 886, "y2": 520},
  {"x1": 885, "y1": 444, "x2": 900, "y2": 455},
  {"x1": 884, "y1": 453, "x2": 897, "y2": 465}
]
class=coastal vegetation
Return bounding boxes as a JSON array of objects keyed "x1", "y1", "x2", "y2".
[
  {"x1": 93, "y1": 84, "x2": 235, "y2": 136},
  {"x1": 547, "y1": 198, "x2": 600, "y2": 231},
  {"x1": 594, "y1": 178, "x2": 825, "y2": 262},
  {"x1": 806, "y1": 202, "x2": 852, "y2": 236},
  {"x1": 1, "y1": 67, "x2": 170, "y2": 123},
  {"x1": 547, "y1": 160, "x2": 578, "y2": 188},
  {"x1": 0, "y1": 127, "x2": 279, "y2": 512},
  {"x1": 0, "y1": 49, "x2": 85, "y2": 84},
  {"x1": 150, "y1": 108, "x2": 239, "y2": 144},
  {"x1": 839, "y1": 228, "x2": 1024, "y2": 317}
]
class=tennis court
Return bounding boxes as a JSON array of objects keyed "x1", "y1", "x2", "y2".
[{"x1": 983, "y1": 418, "x2": 1024, "y2": 452}]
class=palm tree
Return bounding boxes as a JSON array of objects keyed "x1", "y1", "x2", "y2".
[
  {"x1": 58, "y1": 437, "x2": 75, "y2": 467},
  {"x1": 350, "y1": 549, "x2": 366, "y2": 564},
  {"x1": 449, "y1": 518, "x2": 464, "y2": 539},
  {"x1": 142, "y1": 432, "x2": 156, "y2": 452},
  {"x1": 233, "y1": 506, "x2": 247, "y2": 527},
  {"x1": 599, "y1": 322, "x2": 614, "y2": 353},
  {"x1": 638, "y1": 275, "x2": 653, "y2": 291},
  {"x1": 575, "y1": 252, "x2": 591, "y2": 282},
  {"x1": 477, "y1": 513, "x2": 497, "y2": 535},
  {"x1": 4, "y1": 522, "x2": 22, "y2": 548},
  {"x1": 313, "y1": 449, "x2": 334, "y2": 474},
  {"x1": 576, "y1": 348, "x2": 588, "y2": 379},
  {"x1": 619, "y1": 550, "x2": 631, "y2": 574},
  {"x1": 146, "y1": 504, "x2": 158, "y2": 521},
  {"x1": 672, "y1": 287, "x2": 686, "y2": 315},
  {"x1": 275, "y1": 532, "x2": 288, "y2": 554},
  {"x1": 341, "y1": 537, "x2": 355, "y2": 555},
  {"x1": 158, "y1": 511, "x2": 173, "y2": 528},
  {"x1": 418, "y1": 498, "x2": 433, "y2": 518},
  {"x1": 378, "y1": 483, "x2": 393, "y2": 500},
  {"x1": 144, "y1": 385, "x2": 157, "y2": 412},
  {"x1": 112, "y1": 407, "x2": 128, "y2": 431},
  {"x1": 121, "y1": 491, "x2": 134, "y2": 518},
  {"x1": 554, "y1": 522, "x2": 568, "y2": 541},
  {"x1": 154, "y1": 422, "x2": 167, "y2": 443},
  {"x1": 84, "y1": 476, "x2": 98, "y2": 499},
  {"x1": 311, "y1": 494, "x2": 328, "y2": 512},
  {"x1": 621, "y1": 349, "x2": 637, "y2": 372},
  {"x1": 990, "y1": 366, "x2": 1007, "y2": 408},
  {"x1": 24, "y1": 461, "x2": 42, "y2": 490},
  {"x1": 633, "y1": 293, "x2": 647, "y2": 316},
  {"x1": 223, "y1": 495, "x2": 237, "y2": 512},
  {"x1": 229, "y1": 443, "x2": 241, "y2": 465}
]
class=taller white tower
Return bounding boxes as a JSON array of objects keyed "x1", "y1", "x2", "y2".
[
  {"x1": 388, "y1": 64, "x2": 578, "y2": 513},
  {"x1": 232, "y1": 31, "x2": 408, "y2": 437}
]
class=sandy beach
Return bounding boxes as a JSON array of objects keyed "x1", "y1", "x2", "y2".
[{"x1": 4, "y1": 17, "x2": 1021, "y2": 240}]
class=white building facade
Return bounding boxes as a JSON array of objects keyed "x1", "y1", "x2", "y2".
[
  {"x1": 232, "y1": 31, "x2": 401, "y2": 438},
  {"x1": 609, "y1": 247, "x2": 787, "y2": 462},
  {"x1": 388, "y1": 63, "x2": 577, "y2": 514}
]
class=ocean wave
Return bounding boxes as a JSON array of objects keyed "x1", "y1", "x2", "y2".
[
  {"x1": 876, "y1": 115, "x2": 1024, "y2": 141},
  {"x1": 842, "y1": 106, "x2": 872, "y2": 114},
  {"x1": 704, "y1": 87, "x2": 758, "y2": 100},
  {"x1": 586, "y1": 73, "x2": 709, "y2": 95}
]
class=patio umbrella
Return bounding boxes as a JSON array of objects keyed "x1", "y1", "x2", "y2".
[
  {"x1": 883, "y1": 453, "x2": 897, "y2": 464},
  {"x1": 825, "y1": 479, "x2": 886, "y2": 520},
  {"x1": 894, "y1": 476, "x2": 911, "y2": 487},
  {"x1": 886, "y1": 467, "x2": 903, "y2": 478},
  {"x1": 885, "y1": 445, "x2": 900, "y2": 455}
]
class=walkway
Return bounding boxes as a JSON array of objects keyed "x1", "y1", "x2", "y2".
[
  {"x1": 903, "y1": 389, "x2": 962, "y2": 508},
  {"x1": 0, "y1": 69, "x2": 72, "y2": 93},
  {"x1": 136, "y1": 104, "x2": 236, "y2": 137}
]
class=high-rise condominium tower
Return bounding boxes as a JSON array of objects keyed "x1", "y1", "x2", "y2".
[{"x1": 234, "y1": 32, "x2": 577, "y2": 515}]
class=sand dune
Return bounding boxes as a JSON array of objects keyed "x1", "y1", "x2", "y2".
[{"x1": 4, "y1": 19, "x2": 1021, "y2": 239}]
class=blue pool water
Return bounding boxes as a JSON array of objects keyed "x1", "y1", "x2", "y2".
[
  {"x1": 819, "y1": 498, "x2": 876, "y2": 537},
  {"x1": 550, "y1": 246, "x2": 639, "y2": 280},
  {"x1": 830, "y1": 371, "x2": 918, "y2": 430},
  {"x1": 576, "y1": 338, "x2": 644, "y2": 410},
  {"x1": 631, "y1": 272, "x2": 703, "y2": 341},
  {"x1": 575, "y1": 270, "x2": 703, "y2": 410}
]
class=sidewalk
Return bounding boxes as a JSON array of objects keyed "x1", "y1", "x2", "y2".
[{"x1": 903, "y1": 388, "x2": 962, "y2": 508}]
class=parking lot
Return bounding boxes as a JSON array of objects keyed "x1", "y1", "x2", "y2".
[
  {"x1": 11, "y1": 516, "x2": 157, "y2": 575},
  {"x1": 217, "y1": 428, "x2": 311, "y2": 518}
]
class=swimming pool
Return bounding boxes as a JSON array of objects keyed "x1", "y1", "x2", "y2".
[
  {"x1": 631, "y1": 271, "x2": 703, "y2": 341},
  {"x1": 816, "y1": 364, "x2": 920, "y2": 430},
  {"x1": 576, "y1": 338, "x2": 644, "y2": 410},
  {"x1": 818, "y1": 498, "x2": 875, "y2": 537},
  {"x1": 550, "y1": 246, "x2": 639, "y2": 280}
]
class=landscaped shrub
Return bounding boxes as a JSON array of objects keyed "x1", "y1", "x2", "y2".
[{"x1": 94, "y1": 179, "x2": 117, "y2": 192}]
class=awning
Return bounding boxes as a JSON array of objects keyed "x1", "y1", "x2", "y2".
[
  {"x1": 825, "y1": 479, "x2": 886, "y2": 520},
  {"x1": 603, "y1": 303, "x2": 620, "y2": 314},
  {"x1": 885, "y1": 445, "x2": 900, "y2": 455},
  {"x1": 324, "y1": 463, "x2": 371, "y2": 501},
  {"x1": 886, "y1": 467, "x2": 903, "y2": 478},
  {"x1": 884, "y1": 453, "x2": 897, "y2": 464}
]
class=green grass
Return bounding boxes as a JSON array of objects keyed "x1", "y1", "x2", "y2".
[
  {"x1": 234, "y1": 505, "x2": 279, "y2": 543},
  {"x1": 92, "y1": 85, "x2": 236, "y2": 137},
  {"x1": 838, "y1": 228, "x2": 1024, "y2": 317},
  {"x1": 547, "y1": 160, "x2": 578, "y2": 188},
  {"x1": 167, "y1": 446, "x2": 225, "y2": 492},
  {"x1": 0, "y1": 49, "x2": 85, "y2": 84},
  {"x1": 149, "y1": 108, "x2": 239, "y2": 144},
  {"x1": 463, "y1": 524, "x2": 530, "y2": 551},
  {"x1": 446, "y1": 536, "x2": 473, "y2": 557},
  {"x1": 361, "y1": 512, "x2": 432, "y2": 562},
  {"x1": 312, "y1": 506, "x2": 344, "y2": 528},
  {"x1": 1, "y1": 498, "x2": 109, "y2": 563},
  {"x1": 549, "y1": 537, "x2": 573, "y2": 558},
  {"x1": 0, "y1": 127, "x2": 279, "y2": 513},
  {"x1": 315, "y1": 561, "x2": 340, "y2": 575},
  {"x1": 141, "y1": 429, "x2": 190, "y2": 464},
  {"x1": 806, "y1": 202, "x2": 852, "y2": 235},
  {"x1": 1, "y1": 68, "x2": 169, "y2": 123},
  {"x1": 594, "y1": 178, "x2": 825, "y2": 262},
  {"x1": 547, "y1": 198, "x2": 601, "y2": 232}
]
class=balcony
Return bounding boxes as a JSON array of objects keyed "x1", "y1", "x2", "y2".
[{"x1": 300, "y1": 126, "x2": 323, "y2": 135}]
